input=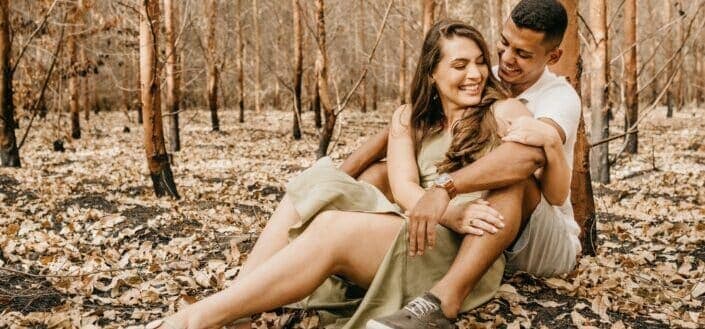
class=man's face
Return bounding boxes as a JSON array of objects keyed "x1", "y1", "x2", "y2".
[{"x1": 497, "y1": 19, "x2": 561, "y2": 94}]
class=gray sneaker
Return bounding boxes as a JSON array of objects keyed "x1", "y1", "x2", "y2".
[{"x1": 366, "y1": 292, "x2": 455, "y2": 329}]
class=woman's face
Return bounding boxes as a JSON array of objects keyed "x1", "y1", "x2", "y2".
[{"x1": 431, "y1": 36, "x2": 489, "y2": 110}]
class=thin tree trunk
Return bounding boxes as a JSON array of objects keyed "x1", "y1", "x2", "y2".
[
  {"x1": 488, "y1": 0, "x2": 503, "y2": 62},
  {"x1": 292, "y1": 0, "x2": 303, "y2": 140},
  {"x1": 68, "y1": 28, "x2": 81, "y2": 139},
  {"x1": 80, "y1": 46, "x2": 89, "y2": 121},
  {"x1": 252, "y1": 0, "x2": 262, "y2": 113},
  {"x1": 422, "y1": 0, "x2": 436, "y2": 36},
  {"x1": 140, "y1": 0, "x2": 179, "y2": 198},
  {"x1": 371, "y1": 79, "x2": 378, "y2": 111},
  {"x1": 663, "y1": 1, "x2": 674, "y2": 117},
  {"x1": 550, "y1": 0, "x2": 596, "y2": 255},
  {"x1": 589, "y1": 0, "x2": 609, "y2": 184},
  {"x1": 164, "y1": 0, "x2": 180, "y2": 151},
  {"x1": 236, "y1": 0, "x2": 245, "y2": 123},
  {"x1": 357, "y1": 0, "x2": 367, "y2": 113},
  {"x1": 697, "y1": 43, "x2": 703, "y2": 107},
  {"x1": 0, "y1": 0, "x2": 19, "y2": 167},
  {"x1": 206, "y1": 0, "x2": 219, "y2": 131},
  {"x1": 312, "y1": 63, "x2": 322, "y2": 128},
  {"x1": 134, "y1": 54, "x2": 143, "y2": 124},
  {"x1": 315, "y1": 0, "x2": 335, "y2": 158},
  {"x1": 398, "y1": 13, "x2": 407, "y2": 106},
  {"x1": 624, "y1": 0, "x2": 637, "y2": 153}
]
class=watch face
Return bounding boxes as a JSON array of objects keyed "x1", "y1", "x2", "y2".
[{"x1": 436, "y1": 174, "x2": 451, "y2": 186}]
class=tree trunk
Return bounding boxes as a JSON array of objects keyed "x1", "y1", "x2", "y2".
[
  {"x1": 80, "y1": 46, "x2": 89, "y2": 121},
  {"x1": 0, "y1": 0, "x2": 19, "y2": 167},
  {"x1": 357, "y1": 0, "x2": 367, "y2": 113},
  {"x1": 164, "y1": 0, "x2": 180, "y2": 152},
  {"x1": 663, "y1": 1, "x2": 674, "y2": 118},
  {"x1": 549, "y1": 0, "x2": 596, "y2": 256},
  {"x1": 236, "y1": 0, "x2": 245, "y2": 123},
  {"x1": 292, "y1": 0, "x2": 303, "y2": 140},
  {"x1": 134, "y1": 54, "x2": 143, "y2": 124},
  {"x1": 624, "y1": 0, "x2": 637, "y2": 154},
  {"x1": 697, "y1": 43, "x2": 703, "y2": 107},
  {"x1": 68, "y1": 31, "x2": 81, "y2": 139},
  {"x1": 371, "y1": 79, "x2": 378, "y2": 111},
  {"x1": 315, "y1": 0, "x2": 335, "y2": 158},
  {"x1": 589, "y1": 0, "x2": 609, "y2": 184},
  {"x1": 140, "y1": 0, "x2": 179, "y2": 199},
  {"x1": 488, "y1": 0, "x2": 503, "y2": 62},
  {"x1": 205, "y1": 0, "x2": 219, "y2": 131},
  {"x1": 252, "y1": 0, "x2": 262, "y2": 113},
  {"x1": 422, "y1": 0, "x2": 436, "y2": 36},
  {"x1": 312, "y1": 63, "x2": 322, "y2": 128},
  {"x1": 398, "y1": 13, "x2": 407, "y2": 106}
]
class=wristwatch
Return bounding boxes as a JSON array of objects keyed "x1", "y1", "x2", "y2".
[{"x1": 433, "y1": 173, "x2": 457, "y2": 199}]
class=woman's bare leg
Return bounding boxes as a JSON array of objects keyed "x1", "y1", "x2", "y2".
[{"x1": 165, "y1": 211, "x2": 403, "y2": 329}]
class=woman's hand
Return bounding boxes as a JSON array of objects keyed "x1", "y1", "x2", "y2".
[
  {"x1": 501, "y1": 116, "x2": 561, "y2": 148},
  {"x1": 406, "y1": 188, "x2": 450, "y2": 256},
  {"x1": 440, "y1": 199, "x2": 504, "y2": 235}
]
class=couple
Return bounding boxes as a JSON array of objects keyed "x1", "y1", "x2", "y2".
[{"x1": 150, "y1": 0, "x2": 581, "y2": 328}]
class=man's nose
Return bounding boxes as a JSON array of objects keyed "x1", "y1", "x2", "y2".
[{"x1": 501, "y1": 48, "x2": 516, "y2": 65}]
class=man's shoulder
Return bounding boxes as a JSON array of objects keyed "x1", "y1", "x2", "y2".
[{"x1": 537, "y1": 71, "x2": 580, "y2": 102}]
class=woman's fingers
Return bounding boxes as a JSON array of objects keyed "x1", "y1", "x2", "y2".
[
  {"x1": 416, "y1": 220, "x2": 427, "y2": 255},
  {"x1": 461, "y1": 225, "x2": 484, "y2": 235},
  {"x1": 427, "y1": 221, "x2": 436, "y2": 250},
  {"x1": 469, "y1": 218, "x2": 499, "y2": 234}
]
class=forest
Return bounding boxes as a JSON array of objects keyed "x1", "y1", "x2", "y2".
[{"x1": 0, "y1": 0, "x2": 704, "y2": 328}]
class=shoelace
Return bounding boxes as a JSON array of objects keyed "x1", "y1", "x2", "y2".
[{"x1": 403, "y1": 296, "x2": 440, "y2": 318}]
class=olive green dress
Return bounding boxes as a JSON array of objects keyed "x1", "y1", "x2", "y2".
[{"x1": 285, "y1": 130, "x2": 504, "y2": 328}]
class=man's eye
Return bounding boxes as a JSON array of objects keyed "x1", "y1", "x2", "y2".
[{"x1": 518, "y1": 53, "x2": 531, "y2": 59}]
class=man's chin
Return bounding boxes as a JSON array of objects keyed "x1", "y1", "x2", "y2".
[{"x1": 498, "y1": 70, "x2": 522, "y2": 83}]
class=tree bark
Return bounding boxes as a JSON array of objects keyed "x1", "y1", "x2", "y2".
[
  {"x1": 292, "y1": 0, "x2": 303, "y2": 140},
  {"x1": 252, "y1": 0, "x2": 262, "y2": 112},
  {"x1": 0, "y1": 0, "x2": 19, "y2": 167},
  {"x1": 80, "y1": 46, "x2": 89, "y2": 121},
  {"x1": 422, "y1": 0, "x2": 436, "y2": 36},
  {"x1": 140, "y1": 0, "x2": 179, "y2": 199},
  {"x1": 589, "y1": 0, "x2": 609, "y2": 184},
  {"x1": 206, "y1": 0, "x2": 219, "y2": 131},
  {"x1": 315, "y1": 0, "x2": 335, "y2": 158},
  {"x1": 488, "y1": 0, "x2": 503, "y2": 62},
  {"x1": 663, "y1": 1, "x2": 674, "y2": 118},
  {"x1": 398, "y1": 12, "x2": 407, "y2": 106},
  {"x1": 68, "y1": 23, "x2": 81, "y2": 139},
  {"x1": 236, "y1": 0, "x2": 245, "y2": 123},
  {"x1": 164, "y1": 0, "x2": 180, "y2": 151},
  {"x1": 357, "y1": 0, "x2": 367, "y2": 113},
  {"x1": 624, "y1": 0, "x2": 637, "y2": 154}
]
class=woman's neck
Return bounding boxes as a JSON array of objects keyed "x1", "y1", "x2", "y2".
[{"x1": 441, "y1": 101, "x2": 466, "y2": 131}]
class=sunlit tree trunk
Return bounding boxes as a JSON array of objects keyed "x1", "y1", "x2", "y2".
[
  {"x1": 624, "y1": 0, "x2": 637, "y2": 154},
  {"x1": 697, "y1": 43, "x2": 703, "y2": 107},
  {"x1": 398, "y1": 12, "x2": 407, "y2": 105},
  {"x1": 357, "y1": 0, "x2": 367, "y2": 113},
  {"x1": 488, "y1": 0, "x2": 503, "y2": 62},
  {"x1": 252, "y1": 0, "x2": 262, "y2": 112},
  {"x1": 164, "y1": 0, "x2": 180, "y2": 151},
  {"x1": 315, "y1": 0, "x2": 335, "y2": 158},
  {"x1": 80, "y1": 46, "x2": 88, "y2": 121},
  {"x1": 134, "y1": 54, "x2": 143, "y2": 124},
  {"x1": 589, "y1": 0, "x2": 609, "y2": 183},
  {"x1": 292, "y1": 0, "x2": 303, "y2": 140},
  {"x1": 422, "y1": 0, "x2": 436, "y2": 36},
  {"x1": 236, "y1": 0, "x2": 245, "y2": 123},
  {"x1": 206, "y1": 0, "x2": 219, "y2": 131},
  {"x1": 549, "y1": 0, "x2": 596, "y2": 255},
  {"x1": 0, "y1": 0, "x2": 19, "y2": 167},
  {"x1": 140, "y1": 0, "x2": 179, "y2": 198}
]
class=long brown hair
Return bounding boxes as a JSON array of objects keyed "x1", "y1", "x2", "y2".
[{"x1": 408, "y1": 20, "x2": 509, "y2": 173}]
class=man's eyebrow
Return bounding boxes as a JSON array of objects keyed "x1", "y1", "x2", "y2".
[{"x1": 500, "y1": 34, "x2": 533, "y2": 55}]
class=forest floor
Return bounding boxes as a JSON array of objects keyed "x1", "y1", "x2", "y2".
[{"x1": 0, "y1": 104, "x2": 704, "y2": 329}]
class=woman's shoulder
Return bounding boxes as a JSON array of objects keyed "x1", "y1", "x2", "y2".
[
  {"x1": 492, "y1": 98, "x2": 531, "y2": 120},
  {"x1": 390, "y1": 104, "x2": 412, "y2": 132}
]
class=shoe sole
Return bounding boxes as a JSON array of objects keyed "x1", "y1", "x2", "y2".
[{"x1": 366, "y1": 320, "x2": 395, "y2": 329}]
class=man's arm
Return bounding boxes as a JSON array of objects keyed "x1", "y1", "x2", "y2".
[{"x1": 339, "y1": 125, "x2": 389, "y2": 178}]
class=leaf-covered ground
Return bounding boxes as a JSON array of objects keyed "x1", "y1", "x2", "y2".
[{"x1": 0, "y1": 105, "x2": 703, "y2": 328}]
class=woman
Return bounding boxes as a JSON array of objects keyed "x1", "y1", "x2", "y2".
[{"x1": 149, "y1": 20, "x2": 529, "y2": 329}]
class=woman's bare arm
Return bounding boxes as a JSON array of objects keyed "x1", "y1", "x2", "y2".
[{"x1": 387, "y1": 105, "x2": 425, "y2": 211}]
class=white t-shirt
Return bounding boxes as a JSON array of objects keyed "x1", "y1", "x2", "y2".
[{"x1": 493, "y1": 66, "x2": 582, "y2": 220}]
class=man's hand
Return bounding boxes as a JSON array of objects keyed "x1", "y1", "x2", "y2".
[
  {"x1": 502, "y1": 116, "x2": 561, "y2": 147},
  {"x1": 407, "y1": 188, "x2": 450, "y2": 256},
  {"x1": 441, "y1": 199, "x2": 504, "y2": 235}
]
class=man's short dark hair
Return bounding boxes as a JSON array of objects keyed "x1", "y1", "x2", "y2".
[{"x1": 510, "y1": 0, "x2": 568, "y2": 50}]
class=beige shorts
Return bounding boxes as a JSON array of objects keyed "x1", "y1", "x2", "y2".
[{"x1": 504, "y1": 195, "x2": 581, "y2": 277}]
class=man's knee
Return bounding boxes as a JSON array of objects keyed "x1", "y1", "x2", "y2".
[{"x1": 357, "y1": 162, "x2": 393, "y2": 201}]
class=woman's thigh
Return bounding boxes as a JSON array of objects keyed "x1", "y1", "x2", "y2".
[{"x1": 307, "y1": 210, "x2": 404, "y2": 288}]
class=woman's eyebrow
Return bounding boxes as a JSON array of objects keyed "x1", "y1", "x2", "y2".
[{"x1": 449, "y1": 58, "x2": 469, "y2": 63}]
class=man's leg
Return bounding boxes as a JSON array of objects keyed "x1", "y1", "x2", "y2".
[
  {"x1": 163, "y1": 211, "x2": 403, "y2": 329},
  {"x1": 430, "y1": 178, "x2": 541, "y2": 318}
]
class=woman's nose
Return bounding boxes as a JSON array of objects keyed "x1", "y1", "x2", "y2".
[{"x1": 466, "y1": 64, "x2": 482, "y2": 80}]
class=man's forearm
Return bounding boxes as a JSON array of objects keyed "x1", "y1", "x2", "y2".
[
  {"x1": 339, "y1": 126, "x2": 389, "y2": 178},
  {"x1": 450, "y1": 142, "x2": 546, "y2": 193}
]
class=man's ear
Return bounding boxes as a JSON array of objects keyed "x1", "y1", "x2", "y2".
[{"x1": 547, "y1": 48, "x2": 563, "y2": 65}]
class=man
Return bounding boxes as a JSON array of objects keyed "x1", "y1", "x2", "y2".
[{"x1": 346, "y1": 0, "x2": 583, "y2": 327}]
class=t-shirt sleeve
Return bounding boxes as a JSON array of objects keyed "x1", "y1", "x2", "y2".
[{"x1": 532, "y1": 83, "x2": 581, "y2": 144}]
